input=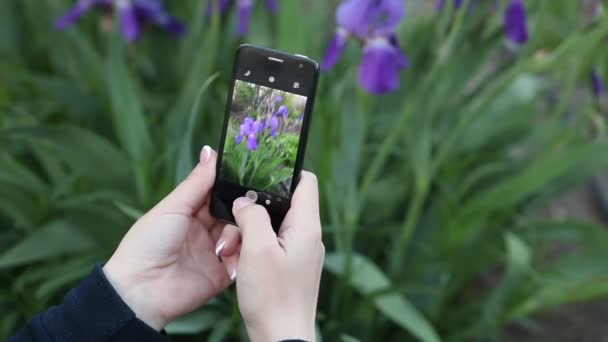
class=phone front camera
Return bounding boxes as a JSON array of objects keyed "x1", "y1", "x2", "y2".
[
  {"x1": 298, "y1": 63, "x2": 304, "y2": 69},
  {"x1": 269, "y1": 76, "x2": 275, "y2": 83}
]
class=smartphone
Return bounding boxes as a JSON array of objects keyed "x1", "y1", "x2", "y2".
[{"x1": 211, "y1": 44, "x2": 319, "y2": 231}]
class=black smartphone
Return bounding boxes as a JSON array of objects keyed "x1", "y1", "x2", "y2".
[{"x1": 211, "y1": 44, "x2": 319, "y2": 231}]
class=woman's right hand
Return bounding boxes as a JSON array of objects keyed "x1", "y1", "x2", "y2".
[{"x1": 223, "y1": 171, "x2": 324, "y2": 342}]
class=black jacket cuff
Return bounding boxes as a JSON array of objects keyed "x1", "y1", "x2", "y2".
[{"x1": 14, "y1": 264, "x2": 169, "y2": 342}]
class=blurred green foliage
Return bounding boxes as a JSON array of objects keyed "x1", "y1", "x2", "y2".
[{"x1": 1, "y1": 0, "x2": 608, "y2": 341}]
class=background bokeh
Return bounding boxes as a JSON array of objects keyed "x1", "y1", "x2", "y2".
[{"x1": 2, "y1": 0, "x2": 608, "y2": 341}]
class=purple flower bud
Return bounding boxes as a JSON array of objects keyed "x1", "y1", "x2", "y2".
[
  {"x1": 592, "y1": 70, "x2": 606, "y2": 97},
  {"x1": 504, "y1": 0, "x2": 529, "y2": 45},
  {"x1": 275, "y1": 95, "x2": 283, "y2": 103},
  {"x1": 237, "y1": 0, "x2": 253, "y2": 36},
  {"x1": 265, "y1": 0, "x2": 279, "y2": 13}
]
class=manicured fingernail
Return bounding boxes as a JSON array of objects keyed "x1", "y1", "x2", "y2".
[
  {"x1": 215, "y1": 240, "x2": 225, "y2": 257},
  {"x1": 202, "y1": 145, "x2": 212, "y2": 162},
  {"x1": 233, "y1": 197, "x2": 254, "y2": 211},
  {"x1": 229, "y1": 269, "x2": 237, "y2": 281}
]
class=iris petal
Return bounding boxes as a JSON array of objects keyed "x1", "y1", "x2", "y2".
[
  {"x1": 247, "y1": 133, "x2": 258, "y2": 150},
  {"x1": 55, "y1": 2, "x2": 91, "y2": 29},
  {"x1": 55, "y1": 0, "x2": 112, "y2": 29},
  {"x1": 359, "y1": 38, "x2": 408, "y2": 94},
  {"x1": 503, "y1": 0, "x2": 529, "y2": 45},
  {"x1": 321, "y1": 28, "x2": 349, "y2": 72},
  {"x1": 269, "y1": 116, "x2": 279, "y2": 137},
  {"x1": 337, "y1": 0, "x2": 404, "y2": 38},
  {"x1": 118, "y1": 2, "x2": 141, "y2": 42}
]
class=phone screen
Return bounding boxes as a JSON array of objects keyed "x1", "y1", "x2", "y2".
[
  {"x1": 218, "y1": 80, "x2": 308, "y2": 199},
  {"x1": 211, "y1": 45, "x2": 319, "y2": 229}
]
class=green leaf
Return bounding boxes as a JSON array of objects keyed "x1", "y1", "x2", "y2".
[
  {"x1": 0, "y1": 153, "x2": 48, "y2": 194},
  {"x1": 481, "y1": 232, "x2": 531, "y2": 332},
  {"x1": 455, "y1": 143, "x2": 608, "y2": 239},
  {"x1": 0, "y1": 221, "x2": 96, "y2": 269},
  {"x1": 207, "y1": 318, "x2": 233, "y2": 342},
  {"x1": 509, "y1": 222, "x2": 608, "y2": 318},
  {"x1": 175, "y1": 73, "x2": 220, "y2": 183},
  {"x1": 35, "y1": 255, "x2": 98, "y2": 299},
  {"x1": 325, "y1": 253, "x2": 441, "y2": 342},
  {"x1": 113, "y1": 201, "x2": 144, "y2": 221},
  {"x1": 165, "y1": 308, "x2": 221, "y2": 335},
  {"x1": 340, "y1": 334, "x2": 362, "y2": 342},
  {"x1": 106, "y1": 33, "x2": 153, "y2": 162},
  {"x1": 6, "y1": 125, "x2": 130, "y2": 185}
]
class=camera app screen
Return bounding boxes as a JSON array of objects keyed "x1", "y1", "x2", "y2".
[{"x1": 219, "y1": 79, "x2": 307, "y2": 198}]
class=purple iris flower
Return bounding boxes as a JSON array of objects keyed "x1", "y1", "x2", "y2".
[
  {"x1": 236, "y1": 117, "x2": 264, "y2": 150},
  {"x1": 297, "y1": 113, "x2": 303, "y2": 122},
  {"x1": 592, "y1": 70, "x2": 606, "y2": 97},
  {"x1": 206, "y1": 0, "x2": 278, "y2": 36},
  {"x1": 275, "y1": 95, "x2": 283, "y2": 103},
  {"x1": 269, "y1": 116, "x2": 279, "y2": 137},
  {"x1": 274, "y1": 105, "x2": 289, "y2": 119},
  {"x1": 322, "y1": 0, "x2": 409, "y2": 95},
  {"x1": 236, "y1": 117, "x2": 253, "y2": 144},
  {"x1": 55, "y1": 0, "x2": 185, "y2": 42},
  {"x1": 503, "y1": 0, "x2": 529, "y2": 45}
]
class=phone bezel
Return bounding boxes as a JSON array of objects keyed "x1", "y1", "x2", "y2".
[{"x1": 211, "y1": 44, "x2": 320, "y2": 230}]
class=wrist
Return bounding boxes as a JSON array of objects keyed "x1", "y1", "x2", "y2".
[
  {"x1": 102, "y1": 259, "x2": 169, "y2": 331},
  {"x1": 246, "y1": 316, "x2": 314, "y2": 342}
]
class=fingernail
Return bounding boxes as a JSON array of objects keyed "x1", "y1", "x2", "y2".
[
  {"x1": 233, "y1": 197, "x2": 254, "y2": 211},
  {"x1": 202, "y1": 145, "x2": 212, "y2": 162},
  {"x1": 215, "y1": 240, "x2": 225, "y2": 257},
  {"x1": 229, "y1": 269, "x2": 237, "y2": 281}
]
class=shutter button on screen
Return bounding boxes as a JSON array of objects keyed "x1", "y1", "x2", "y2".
[{"x1": 245, "y1": 190, "x2": 258, "y2": 202}]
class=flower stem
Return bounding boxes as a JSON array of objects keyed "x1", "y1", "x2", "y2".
[{"x1": 389, "y1": 183, "x2": 429, "y2": 276}]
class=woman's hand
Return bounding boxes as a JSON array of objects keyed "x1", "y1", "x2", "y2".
[
  {"x1": 231, "y1": 172, "x2": 325, "y2": 342},
  {"x1": 103, "y1": 146, "x2": 239, "y2": 331}
]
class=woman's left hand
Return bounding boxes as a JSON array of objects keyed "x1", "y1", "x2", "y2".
[{"x1": 103, "y1": 146, "x2": 240, "y2": 331}]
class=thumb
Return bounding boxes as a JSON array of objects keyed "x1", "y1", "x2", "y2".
[
  {"x1": 155, "y1": 146, "x2": 216, "y2": 214},
  {"x1": 232, "y1": 197, "x2": 278, "y2": 252}
]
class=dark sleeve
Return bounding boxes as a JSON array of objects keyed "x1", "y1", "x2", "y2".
[{"x1": 9, "y1": 264, "x2": 169, "y2": 342}]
